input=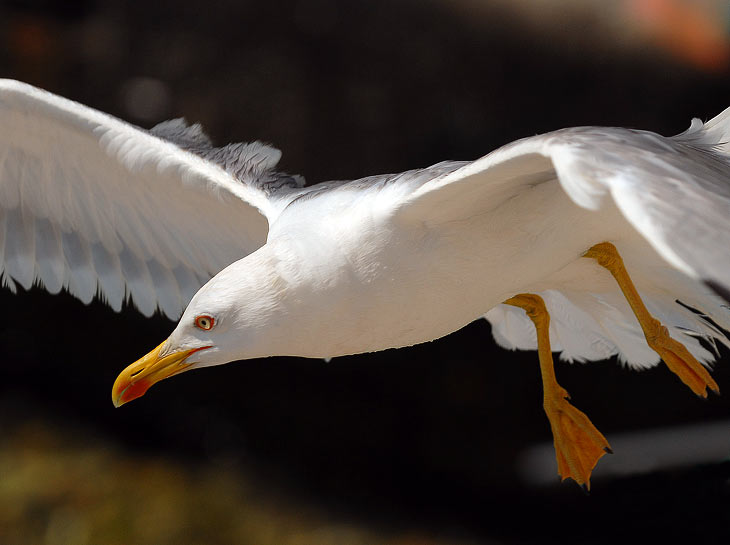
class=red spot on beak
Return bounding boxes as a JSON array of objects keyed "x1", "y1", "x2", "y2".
[{"x1": 116, "y1": 379, "x2": 152, "y2": 406}]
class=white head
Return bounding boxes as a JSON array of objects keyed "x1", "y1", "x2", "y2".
[{"x1": 111, "y1": 246, "x2": 293, "y2": 407}]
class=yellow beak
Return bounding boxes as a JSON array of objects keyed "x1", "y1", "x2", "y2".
[{"x1": 112, "y1": 341, "x2": 211, "y2": 407}]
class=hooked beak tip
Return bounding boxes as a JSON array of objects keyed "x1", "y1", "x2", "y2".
[{"x1": 112, "y1": 378, "x2": 153, "y2": 408}]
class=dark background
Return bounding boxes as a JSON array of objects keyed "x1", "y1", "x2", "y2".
[{"x1": 1, "y1": 1, "x2": 730, "y2": 544}]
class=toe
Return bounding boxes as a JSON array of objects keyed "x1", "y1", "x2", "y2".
[
  {"x1": 658, "y1": 340, "x2": 719, "y2": 397},
  {"x1": 547, "y1": 400, "x2": 611, "y2": 489}
]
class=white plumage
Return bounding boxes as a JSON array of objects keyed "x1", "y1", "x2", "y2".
[{"x1": 1, "y1": 78, "x2": 729, "y2": 375}]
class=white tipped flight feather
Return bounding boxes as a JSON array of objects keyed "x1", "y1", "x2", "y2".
[{"x1": 1, "y1": 78, "x2": 729, "y2": 370}]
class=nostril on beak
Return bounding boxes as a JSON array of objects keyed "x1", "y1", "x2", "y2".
[{"x1": 130, "y1": 368, "x2": 145, "y2": 378}]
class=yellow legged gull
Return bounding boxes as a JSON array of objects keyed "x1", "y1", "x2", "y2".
[{"x1": 1, "y1": 79, "x2": 727, "y2": 489}]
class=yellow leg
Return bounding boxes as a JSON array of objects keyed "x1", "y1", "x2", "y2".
[
  {"x1": 505, "y1": 293, "x2": 611, "y2": 491},
  {"x1": 583, "y1": 242, "x2": 719, "y2": 397}
]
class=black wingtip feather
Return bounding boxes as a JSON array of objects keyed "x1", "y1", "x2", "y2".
[{"x1": 704, "y1": 280, "x2": 730, "y2": 305}]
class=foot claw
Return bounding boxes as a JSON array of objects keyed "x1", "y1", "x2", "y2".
[{"x1": 604, "y1": 446, "x2": 614, "y2": 454}]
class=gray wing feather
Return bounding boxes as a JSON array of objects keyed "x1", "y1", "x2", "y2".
[
  {"x1": 286, "y1": 160, "x2": 467, "y2": 208},
  {"x1": 150, "y1": 118, "x2": 305, "y2": 195}
]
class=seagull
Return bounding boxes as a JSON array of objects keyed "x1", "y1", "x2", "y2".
[{"x1": 1, "y1": 79, "x2": 727, "y2": 489}]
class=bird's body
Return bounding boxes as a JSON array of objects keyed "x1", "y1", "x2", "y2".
[
  {"x1": 203, "y1": 126, "x2": 729, "y2": 367},
  {"x1": 1, "y1": 79, "x2": 728, "y2": 487},
  {"x1": 243, "y1": 163, "x2": 626, "y2": 359}
]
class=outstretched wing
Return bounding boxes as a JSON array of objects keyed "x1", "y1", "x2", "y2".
[
  {"x1": 400, "y1": 113, "x2": 730, "y2": 290},
  {"x1": 0, "y1": 79, "x2": 301, "y2": 318},
  {"x1": 394, "y1": 109, "x2": 730, "y2": 366}
]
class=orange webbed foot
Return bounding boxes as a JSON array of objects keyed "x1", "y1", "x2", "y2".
[
  {"x1": 505, "y1": 293, "x2": 613, "y2": 490},
  {"x1": 646, "y1": 322, "x2": 720, "y2": 397},
  {"x1": 544, "y1": 386, "x2": 612, "y2": 491}
]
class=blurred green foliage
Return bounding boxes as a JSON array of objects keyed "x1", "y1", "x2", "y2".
[{"x1": 0, "y1": 422, "x2": 473, "y2": 545}]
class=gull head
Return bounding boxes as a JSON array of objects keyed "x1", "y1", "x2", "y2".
[{"x1": 112, "y1": 248, "x2": 289, "y2": 407}]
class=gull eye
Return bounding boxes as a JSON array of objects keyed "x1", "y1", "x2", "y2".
[{"x1": 194, "y1": 315, "x2": 215, "y2": 331}]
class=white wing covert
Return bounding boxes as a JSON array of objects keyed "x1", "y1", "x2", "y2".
[
  {"x1": 395, "y1": 109, "x2": 730, "y2": 367},
  {"x1": 0, "y1": 79, "x2": 301, "y2": 318}
]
